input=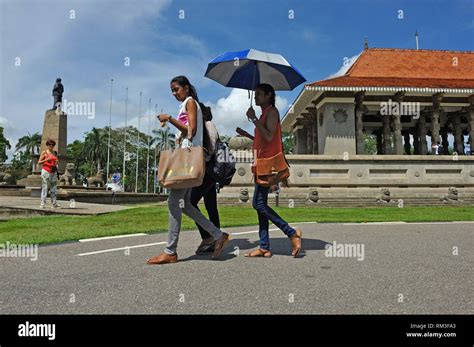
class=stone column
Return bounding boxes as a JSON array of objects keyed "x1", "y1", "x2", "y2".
[
  {"x1": 355, "y1": 91, "x2": 365, "y2": 154},
  {"x1": 431, "y1": 93, "x2": 443, "y2": 148},
  {"x1": 453, "y1": 113, "x2": 464, "y2": 155},
  {"x1": 468, "y1": 95, "x2": 474, "y2": 155},
  {"x1": 418, "y1": 110, "x2": 428, "y2": 155},
  {"x1": 375, "y1": 129, "x2": 383, "y2": 154},
  {"x1": 382, "y1": 114, "x2": 391, "y2": 154},
  {"x1": 304, "y1": 114, "x2": 313, "y2": 155},
  {"x1": 392, "y1": 114, "x2": 403, "y2": 154},
  {"x1": 309, "y1": 108, "x2": 318, "y2": 154},
  {"x1": 403, "y1": 130, "x2": 411, "y2": 155},
  {"x1": 440, "y1": 127, "x2": 449, "y2": 155},
  {"x1": 293, "y1": 125, "x2": 308, "y2": 154},
  {"x1": 413, "y1": 128, "x2": 420, "y2": 154},
  {"x1": 392, "y1": 92, "x2": 404, "y2": 154}
]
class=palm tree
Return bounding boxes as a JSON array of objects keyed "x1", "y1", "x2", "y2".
[
  {"x1": 15, "y1": 132, "x2": 41, "y2": 171},
  {"x1": 0, "y1": 126, "x2": 11, "y2": 164},
  {"x1": 82, "y1": 127, "x2": 108, "y2": 174},
  {"x1": 151, "y1": 127, "x2": 175, "y2": 152}
]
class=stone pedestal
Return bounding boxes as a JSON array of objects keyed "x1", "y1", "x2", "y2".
[
  {"x1": 16, "y1": 109, "x2": 67, "y2": 187},
  {"x1": 39, "y1": 109, "x2": 68, "y2": 173}
]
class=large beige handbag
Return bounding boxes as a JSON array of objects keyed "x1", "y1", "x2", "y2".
[{"x1": 158, "y1": 124, "x2": 205, "y2": 189}]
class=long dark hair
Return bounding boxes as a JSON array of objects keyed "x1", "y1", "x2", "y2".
[
  {"x1": 256, "y1": 83, "x2": 276, "y2": 107},
  {"x1": 170, "y1": 75, "x2": 199, "y2": 102}
]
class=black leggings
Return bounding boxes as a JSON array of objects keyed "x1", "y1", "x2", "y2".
[{"x1": 190, "y1": 173, "x2": 220, "y2": 240}]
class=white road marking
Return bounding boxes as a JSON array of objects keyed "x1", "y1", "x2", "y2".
[
  {"x1": 343, "y1": 222, "x2": 407, "y2": 225},
  {"x1": 231, "y1": 228, "x2": 279, "y2": 236},
  {"x1": 405, "y1": 221, "x2": 474, "y2": 225},
  {"x1": 76, "y1": 242, "x2": 167, "y2": 256},
  {"x1": 79, "y1": 233, "x2": 147, "y2": 242}
]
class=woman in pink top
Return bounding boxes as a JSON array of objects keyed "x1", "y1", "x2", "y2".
[{"x1": 37, "y1": 139, "x2": 60, "y2": 208}]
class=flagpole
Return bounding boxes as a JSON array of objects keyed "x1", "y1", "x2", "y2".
[
  {"x1": 135, "y1": 91, "x2": 142, "y2": 193},
  {"x1": 122, "y1": 87, "x2": 128, "y2": 190},
  {"x1": 154, "y1": 103, "x2": 158, "y2": 194},
  {"x1": 106, "y1": 78, "x2": 113, "y2": 190},
  {"x1": 146, "y1": 98, "x2": 151, "y2": 193}
]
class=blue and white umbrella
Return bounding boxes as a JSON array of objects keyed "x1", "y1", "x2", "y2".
[{"x1": 204, "y1": 48, "x2": 306, "y2": 96}]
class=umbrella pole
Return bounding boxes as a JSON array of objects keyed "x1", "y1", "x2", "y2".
[{"x1": 249, "y1": 62, "x2": 257, "y2": 107}]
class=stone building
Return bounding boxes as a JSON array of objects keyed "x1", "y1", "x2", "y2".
[
  {"x1": 282, "y1": 47, "x2": 474, "y2": 156},
  {"x1": 225, "y1": 46, "x2": 474, "y2": 205}
]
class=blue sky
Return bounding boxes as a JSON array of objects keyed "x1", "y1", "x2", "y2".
[{"x1": 1, "y1": 0, "x2": 473, "y2": 161}]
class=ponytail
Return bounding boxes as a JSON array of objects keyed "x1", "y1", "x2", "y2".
[{"x1": 171, "y1": 75, "x2": 199, "y2": 102}]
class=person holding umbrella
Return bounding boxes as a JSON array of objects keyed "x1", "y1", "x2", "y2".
[
  {"x1": 205, "y1": 49, "x2": 306, "y2": 257},
  {"x1": 237, "y1": 84, "x2": 302, "y2": 258}
]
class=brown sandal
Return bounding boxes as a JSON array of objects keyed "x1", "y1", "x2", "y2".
[
  {"x1": 244, "y1": 248, "x2": 273, "y2": 258},
  {"x1": 290, "y1": 229, "x2": 302, "y2": 257}
]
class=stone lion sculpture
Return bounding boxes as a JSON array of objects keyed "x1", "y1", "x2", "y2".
[
  {"x1": 59, "y1": 163, "x2": 77, "y2": 185},
  {"x1": 87, "y1": 169, "x2": 106, "y2": 187},
  {"x1": 376, "y1": 188, "x2": 391, "y2": 203},
  {"x1": 0, "y1": 171, "x2": 12, "y2": 185},
  {"x1": 440, "y1": 187, "x2": 461, "y2": 202},
  {"x1": 229, "y1": 136, "x2": 253, "y2": 151},
  {"x1": 239, "y1": 187, "x2": 249, "y2": 202},
  {"x1": 307, "y1": 188, "x2": 320, "y2": 203}
]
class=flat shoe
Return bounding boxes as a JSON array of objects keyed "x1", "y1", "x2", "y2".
[
  {"x1": 244, "y1": 248, "x2": 273, "y2": 258},
  {"x1": 147, "y1": 252, "x2": 178, "y2": 265}
]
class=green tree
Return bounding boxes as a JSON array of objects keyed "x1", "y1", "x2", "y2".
[
  {"x1": 363, "y1": 133, "x2": 377, "y2": 155},
  {"x1": 219, "y1": 134, "x2": 232, "y2": 144},
  {"x1": 282, "y1": 131, "x2": 295, "y2": 154},
  {"x1": 82, "y1": 127, "x2": 108, "y2": 174},
  {"x1": 15, "y1": 132, "x2": 41, "y2": 171},
  {"x1": 151, "y1": 127, "x2": 175, "y2": 152},
  {"x1": 0, "y1": 126, "x2": 11, "y2": 163}
]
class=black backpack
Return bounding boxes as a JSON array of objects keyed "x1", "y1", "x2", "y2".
[
  {"x1": 198, "y1": 102, "x2": 236, "y2": 186},
  {"x1": 205, "y1": 138, "x2": 236, "y2": 187}
]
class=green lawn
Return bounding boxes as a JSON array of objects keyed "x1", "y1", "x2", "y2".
[{"x1": 0, "y1": 205, "x2": 473, "y2": 245}]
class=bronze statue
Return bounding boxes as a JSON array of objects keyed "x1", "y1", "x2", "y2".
[{"x1": 52, "y1": 78, "x2": 64, "y2": 110}]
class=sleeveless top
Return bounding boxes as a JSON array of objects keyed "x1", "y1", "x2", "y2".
[
  {"x1": 251, "y1": 105, "x2": 283, "y2": 175},
  {"x1": 252, "y1": 105, "x2": 283, "y2": 159},
  {"x1": 42, "y1": 151, "x2": 58, "y2": 173},
  {"x1": 176, "y1": 96, "x2": 203, "y2": 149}
]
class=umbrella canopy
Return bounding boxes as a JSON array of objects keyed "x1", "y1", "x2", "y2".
[{"x1": 204, "y1": 48, "x2": 306, "y2": 91}]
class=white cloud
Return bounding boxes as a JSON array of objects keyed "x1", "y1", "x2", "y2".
[
  {"x1": 205, "y1": 88, "x2": 288, "y2": 137},
  {"x1": 0, "y1": 0, "x2": 215, "y2": 163},
  {"x1": 326, "y1": 53, "x2": 361, "y2": 79}
]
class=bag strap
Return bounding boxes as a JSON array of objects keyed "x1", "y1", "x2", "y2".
[
  {"x1": 276, "y1": 116, "x2": 290, "y2": 168},
  {"x1": 177, "y1": 97, "x2": 197, "y2": 147}
]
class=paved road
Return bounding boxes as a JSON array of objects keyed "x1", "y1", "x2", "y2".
[{"x1": 1, "y1": 221, "x2": 472, "y2": 314}]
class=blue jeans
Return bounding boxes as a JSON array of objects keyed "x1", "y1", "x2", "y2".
[{"x1": 252, "y1": 184, "x2": 296, "y2": 251}]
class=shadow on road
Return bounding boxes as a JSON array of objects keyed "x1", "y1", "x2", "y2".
[{"x1": 179, "y1": 237, "x2": 331, "y2": 262}]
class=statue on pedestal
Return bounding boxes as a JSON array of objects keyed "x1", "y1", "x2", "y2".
[{"x1": 52, "y1": 78, "x2": 64, "y2": 110}]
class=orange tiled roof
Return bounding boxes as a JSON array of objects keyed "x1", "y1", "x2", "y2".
[{"x1": 308, "y1": 48, "x2": 474, "y2": 89}]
